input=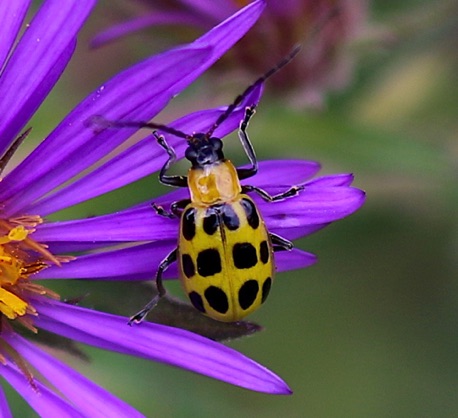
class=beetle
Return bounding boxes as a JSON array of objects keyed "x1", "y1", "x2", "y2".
[{"x1": 95, "y1": 46, "x2": 302, "y2": 323}]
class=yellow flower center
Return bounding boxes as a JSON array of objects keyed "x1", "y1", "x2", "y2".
[
  {"x1": 0, "y1": 216, "x2": 63, "y2": 389},
  {"x1": 0, "y1": 218, "x2": 60, "y2": 331},
  {"x1": 0, "y1": 226, "x2": 35, "y2": 319}
]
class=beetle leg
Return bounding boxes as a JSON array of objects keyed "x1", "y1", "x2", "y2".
[
  {"x1": 153, "y1": 131, "x2": 188, "y2": 188},
  {"x1": 270, "y1": 232, "x2": 293, "y2": 252},
  {"x1": 242, "y1": 184, "x2": 303, "y2": 202},
  {"x1": 128, "y1": 248, "x2": 177, "y2": 325},
  {"x1": 236, "y1": 106, "x2": 258, "y2": 180},
  {"x1": 152, "y1": 199, "x2": 190, "y2": 219}
]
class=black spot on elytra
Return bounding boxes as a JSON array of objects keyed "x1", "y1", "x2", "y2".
[
  {"x1": 233, "y1": 242, "x2": 257, "y2": 269},
  {"x1": 205, "y1": 286, "x2": 229, "y2": 314},
  {"x1": 181, "y1": 254, "x2": 195, "y2": 278},
  {"x1": 261, "y1": 277, "x2": 272, "y2": 304},
  {"x1": 260, "y1": 240, "x2": 269, "y2": 264},
  {"x1": 182, "y1": 208, "x2": 196, "y2": 241},
  {"x1": 203, "y1": 208, "x2": 218, "y2": 235},
  {"x1": 240, "y1": 198, "x2": 259, "y2": 229},
  {"x1": 222, "y1": 204, "x2": 240, "y2": 230},
  {"x1": 197, "y1": 248, "x2": 221, "y2": 277},
  {"x1": 189, "y1": 291, "x2": 205, "y2": 313},
  {"x1": 238, "y1": 280, "x2": 259, "y2": 310}
]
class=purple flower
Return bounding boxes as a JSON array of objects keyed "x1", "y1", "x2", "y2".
[
  {"x1": 92, "y1": 0, "x2": 368, "y2": 107},
  {"x1": 0, "y1": 0, "x2": 318, "y2": 416}
]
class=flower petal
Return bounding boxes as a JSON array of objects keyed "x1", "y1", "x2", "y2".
[
  {"x1": 34, "y1": 299, "x2": 292, "y2": 394},
  {"x1": 178, "y1": 0, "x2": 236, "y2": 22},
  {"x1": 33, "y1": 204, "x2": 171, "y2": 243},
  {"x1": 91, "y1": 0, "x2": 239, "y2": 48},
  {"x1": 0, "y1": 362, "x2": 84, "y2": 418},
  {"x1": 304, "y1": 173, "x2": 355, "y2": 187},
  {"x1": 255, "y1": 186, "x2": 366, "y2": 226},
  {"x1": 276, "y1": 248, "x2": 317, "y2": 271},
  {"x1": 35, "y1": 241, "x2": 176, "y2": 281},
  {"x1": 246, "y1": 160, "x2": 321, "y2": 186},
  {"x1": 0, "y1": 0, "x2": 96, "y2": 154},
  {"x1": 91, "y1": 12, "x2": 208, "y2": 49},
  {"x1": 0, "y1": 0, "x2": 30, "y2": 70},
  {"x1": 5, "y1": 334, "x2": 145, "y2": 418},
  {"x1": 1, "y1": 0, "x2": 266, "y2": 216}
]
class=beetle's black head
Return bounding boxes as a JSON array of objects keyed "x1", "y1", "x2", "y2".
[{"x1": 185, "y1": 134, "x2": 224, "y2": 168}]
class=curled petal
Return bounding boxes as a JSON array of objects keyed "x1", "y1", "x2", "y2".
[{"x1": 34, "y1": 299, "x2": 292, "y2": 395}]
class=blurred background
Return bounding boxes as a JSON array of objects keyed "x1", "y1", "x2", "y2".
[{"x1": 3, "y1": 0, "x2": 457, "y2": 416}]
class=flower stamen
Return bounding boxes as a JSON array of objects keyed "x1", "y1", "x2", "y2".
[
  {"x1": 0, "y1": 218, "x2": 61, "y2": 266},
  {"x1": 0, "y1": 338, "x2": 37, "y2": 391},
  {"x1": 0, "y1": 221, "x2": 60, "y2": 324}
]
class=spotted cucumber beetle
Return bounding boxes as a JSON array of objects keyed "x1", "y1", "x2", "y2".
[{"x1": 96, "y1": 46, "x2": 302, "y2": 323}]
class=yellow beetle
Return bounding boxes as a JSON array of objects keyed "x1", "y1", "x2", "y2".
[{"x1": 97, "y1": 47, "x2": 301, "y2": 323}]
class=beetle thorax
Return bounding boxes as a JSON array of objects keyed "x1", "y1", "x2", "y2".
[{"x1": 188, "y1": 160, "x2": 242, "y2": 205}]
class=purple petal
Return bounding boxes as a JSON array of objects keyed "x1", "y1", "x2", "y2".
[
  {"x1": 247, "y1": 160, "x2": 321, "y2": 186},
  {"x1": 255, "y1": 186, "x2": 366, "y2": 226},
  {"x1": 35, "y1": 241, "x2": 176, "y2": 281},
  {"x1": 5, "y1": 334, "x2": 145, "y2": 418},
  {"x1": 304, "y1": 173, "x2": 355, "y2": 187},
  {"x1": 178, "y1": 0, "x2": 237, "y2": 22},
  {"x1": 0, "y1": 385, "x2": 12, "y2": 418},
  {"x1": 33, "y1": 204, "x2": 170, "y2": 243},
  {"x1": 0, "y1": 362, "x2": 84, "y2": 418},
  {"x1": 276, "y1": 248, "x2": 317, "y2": 271},
  {"x1": 0, "y1": 0, "x2": 96, "y2": 154},
  {"x1": 34, "y1": 300, "x2": 291, "y2": 394},
  {"x1": 1, "y1": 0, "x2": 266, "y2": 216},
  {"x1": 46, "y1": 241, "x2": 119, "y2": 254},
  {"x1": 91, "y1": 0, "x2": 240, "y2": 48},
  {"x1": 270, "y1": 223, "x2": 329, "y2": 240},
  {"x1": 0, "y1": 1, "x2": 30, "y2": 70},
  {"x1": 91, "y1": 12, "x2": 207, "y2": 49}
]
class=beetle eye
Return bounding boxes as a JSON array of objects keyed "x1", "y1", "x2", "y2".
[
  {"x1": 185, "y1": 147, "x2": 197, "y2": 161},
  {"x1": 210, "y1": 137, "x2": 223, "y2": 151}
]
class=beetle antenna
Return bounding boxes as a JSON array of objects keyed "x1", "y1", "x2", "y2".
[
  {"x1": 205, "y1": 44, "x2": 301, "y2": 138},
  {"x1": 88, "y1": 115, "x2": 190, "y2": 140},
  {"x1": 205, "y1": 4, "x2": 342, "y2": 138}
]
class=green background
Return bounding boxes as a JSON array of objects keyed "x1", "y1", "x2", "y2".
[{"x1": 2, "y1": 0, "x2": 457, "y2": 417}]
